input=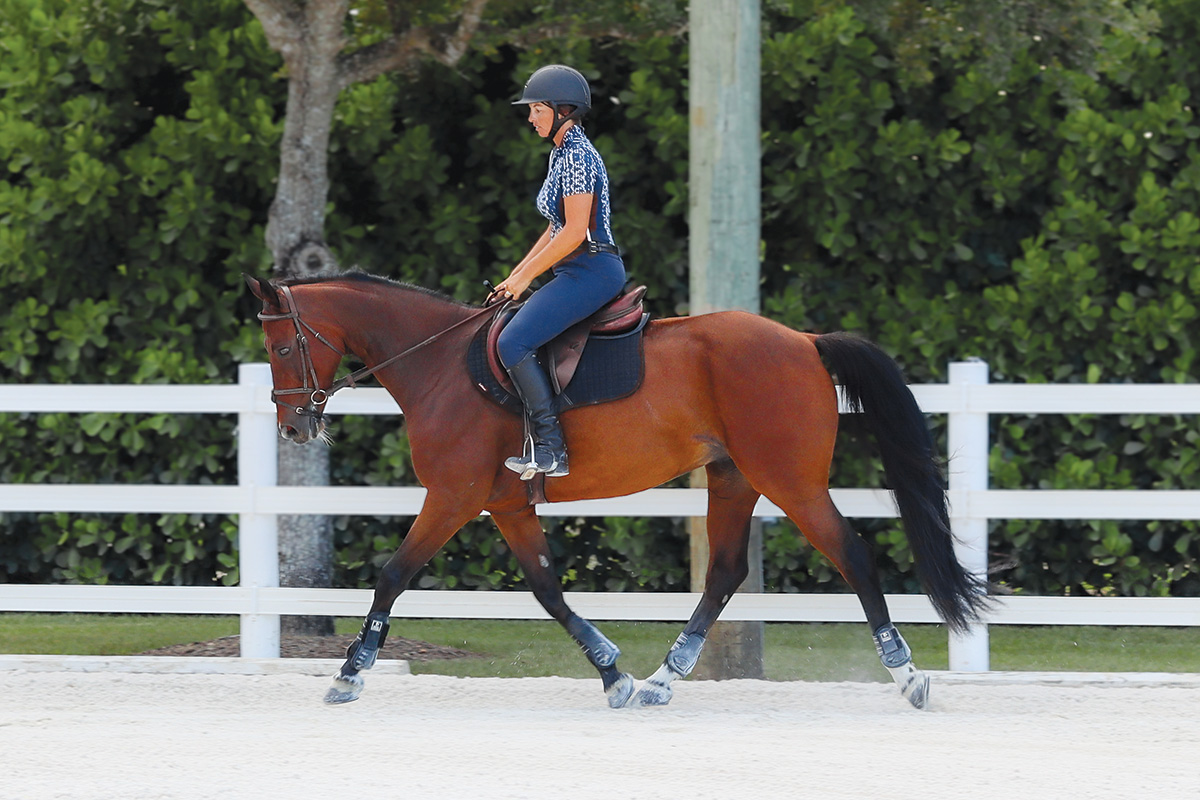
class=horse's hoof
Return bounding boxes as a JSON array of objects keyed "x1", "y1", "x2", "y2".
[
  {"x1": 605, "y1": 672, "x2": 635, "y2": 709},
  {"x1": 903, "y1": 671, "x2": 931, "y2": 710},
  {"x1": 887, "y1": 662, "x2": 930, "y2": 710},
  {"x1": 323, "y1": 672, "x2": 364, "y2": 705},
  {"x1": 630, "y1": 680, "x2": 673, "y2": 707}
]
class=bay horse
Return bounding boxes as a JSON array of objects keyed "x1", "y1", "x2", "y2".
[{"x1": 245, "y1": 271, "x2": 988, "y2": 709}]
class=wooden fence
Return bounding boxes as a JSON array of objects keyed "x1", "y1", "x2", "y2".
[{"x1": 2, "y1": 363, "x2": 1198, "y2": 671}]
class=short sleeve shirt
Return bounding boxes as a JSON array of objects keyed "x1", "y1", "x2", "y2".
[{"x1": 535, "y1": 126, "x2": 616, "y2": 246}]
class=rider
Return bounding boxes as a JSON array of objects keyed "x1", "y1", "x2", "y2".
[{"x1": 494, "y1": 64, "x2": 626, "y2": 480}]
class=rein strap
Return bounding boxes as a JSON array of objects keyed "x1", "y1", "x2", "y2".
[{"x1": 327, "y1": 303, "x2": 501, "y2": 395}]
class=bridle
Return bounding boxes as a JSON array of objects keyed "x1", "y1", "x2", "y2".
[{"x1": 257, "y1": 283, "x2": 502, "y2": 422}]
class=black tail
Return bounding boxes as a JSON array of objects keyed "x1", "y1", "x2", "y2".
[{"x1": 813, "y1": 331, "x2": 990, "y2": 632}]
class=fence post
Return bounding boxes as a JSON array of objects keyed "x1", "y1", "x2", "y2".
[
  {"x1": 237, "y1": 364, "x2": 280, "y2": 658},
  {"x1": 946, "y1": 359, "x2": 989, "y2": 671}
]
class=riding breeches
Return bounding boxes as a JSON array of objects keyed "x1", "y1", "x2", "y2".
[{"x1": 496, "y1": 252, "x2": 626, "y2": 369}]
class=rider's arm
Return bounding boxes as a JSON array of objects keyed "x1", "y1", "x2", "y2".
[
  {"x1": 497, "y1": 193, "x2": 593, "y2": 298},
  {"x1": 513, "y1": 224, "x2": 554, "y2": 273}
]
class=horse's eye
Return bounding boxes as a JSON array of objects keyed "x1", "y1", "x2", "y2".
[{"x1": 278, "y1": 346, "x2": 292, "y2": 356}]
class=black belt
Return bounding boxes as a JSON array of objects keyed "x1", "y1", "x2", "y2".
[{"x1": 572, "y1": 240, "x2": 621, "y2": 257}]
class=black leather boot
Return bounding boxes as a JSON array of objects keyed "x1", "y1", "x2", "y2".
[{"x1": 504, "y1": 353, "x2": 569, "y2": 480}]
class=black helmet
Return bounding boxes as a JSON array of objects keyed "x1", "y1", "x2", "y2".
[{"x1": 512, "y1": 65, "x2": 592, "y2": 114}]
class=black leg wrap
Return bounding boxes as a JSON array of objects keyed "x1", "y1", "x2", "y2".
[
  {"x1": 347, "y1": 611, "x2": 390, "y2": 672},
  {"x1": 598, "y1": 664, "x2": 624, "y2": 693},
  {"x1": 665, "y1": 632, "x2": 706, "y2": 677},
  {"x1": 872, "y1": 623, "x2": 912, "y2": 669},
  {"x1": 567, "y1": 617, "x2": 621, "y2": 669}
]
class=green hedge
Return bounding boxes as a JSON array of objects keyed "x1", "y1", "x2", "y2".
[{"x1": 1, "y1": 0, "x2": 1196, "y2": 598}]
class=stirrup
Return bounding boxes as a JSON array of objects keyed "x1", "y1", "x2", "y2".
[
  {"x1": 505, "y1": 452, "x2": 562, "y2": 481},
  {"x1": 504, "y1": 429, "x2": 567, "y2": 480}
]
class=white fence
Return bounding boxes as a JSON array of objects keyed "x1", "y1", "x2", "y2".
[{"x1": 2, "y1": 362, "x2": 1199, "y2": 672}]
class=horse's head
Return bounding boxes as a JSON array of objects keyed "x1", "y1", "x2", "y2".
[{"x1": 244, "y1": 274, "x2": 345, "y2": 445}]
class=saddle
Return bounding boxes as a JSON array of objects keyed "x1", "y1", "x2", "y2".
[{"x1": 486, "y1": 285, "x2": 648, "y2": 395}]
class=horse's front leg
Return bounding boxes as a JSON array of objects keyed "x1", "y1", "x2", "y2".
[
  {"x1": 324, "y1": 496, "x2": 481, "y2": 705},
  {"x1": 492, "y1": 509, "x2": 635, "y2": 709},
  {"x1": 632, "y1": 459, "x2": 760, "y2": 707}
]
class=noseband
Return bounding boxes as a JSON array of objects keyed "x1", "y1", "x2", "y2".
[{"x1": 258, "y1": 283, "x2": 502, "y2": 423}]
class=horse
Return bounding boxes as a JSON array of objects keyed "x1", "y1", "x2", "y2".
[{"x1": 244, "y1": 271, "x2": 989, "y2": 709}]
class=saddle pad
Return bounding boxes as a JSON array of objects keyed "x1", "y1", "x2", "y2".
[{"x1": 467, "y1": 315, "x2": 648, "y2": 414}]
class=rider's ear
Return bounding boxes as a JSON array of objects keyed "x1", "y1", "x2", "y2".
[{"x1": 243, "y1": 273, "x2": 281, "y2": 308}]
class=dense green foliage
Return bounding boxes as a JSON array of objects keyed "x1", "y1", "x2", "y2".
[{"x1": 1, "y1": 0, "x2": 1196, "y2": 599}]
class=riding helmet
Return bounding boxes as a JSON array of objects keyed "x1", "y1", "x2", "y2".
[{"x1": 512, "y1": 64, "x2": 592, "y2": 115}]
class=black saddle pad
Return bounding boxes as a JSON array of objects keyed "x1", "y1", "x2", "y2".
[{"x1": 467, "y1": 315, "x2": 648, "y2": 415}]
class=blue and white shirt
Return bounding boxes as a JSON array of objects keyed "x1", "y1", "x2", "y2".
[{"x1": 535, "y1": 126, "x2": 616, "y2": 246}]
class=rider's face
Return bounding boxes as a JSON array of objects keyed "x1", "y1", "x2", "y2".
[{"x1": 527, "y1": 103, "x2": 555, "y2": 139}]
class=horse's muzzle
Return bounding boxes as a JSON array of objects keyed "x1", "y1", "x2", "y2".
[{"x1": 279, "y1": 408, "x2": 326, "y2": 444}]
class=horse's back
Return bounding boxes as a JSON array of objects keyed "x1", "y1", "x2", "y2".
[
  {"x1": 646, "y1": 311, "x2": 829, "y2": 392},
  {"x1": 643, "y1": 311, "x2": 840, "y2": 483}
]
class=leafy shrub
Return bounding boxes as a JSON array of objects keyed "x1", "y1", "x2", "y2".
[{"x1": 2, "y1": 0, "x2": 1196, "y2": 598}]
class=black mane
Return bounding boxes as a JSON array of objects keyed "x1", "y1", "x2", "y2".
[{"x1": 278, "y1": 269, "x2": 474, "y2": 308}]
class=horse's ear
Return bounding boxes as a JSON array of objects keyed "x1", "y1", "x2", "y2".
[{"x1": 243, "y1": 273, "x2": 281, "y2": 309}]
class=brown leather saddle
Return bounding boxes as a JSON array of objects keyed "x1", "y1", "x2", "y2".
[{"x1": 486, "y1": 285, "x2": 648, "y2": 395}]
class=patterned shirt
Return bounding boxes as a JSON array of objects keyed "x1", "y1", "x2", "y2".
[{"x1": 535, "y1": 126, "x2": 616, "y2": 246}]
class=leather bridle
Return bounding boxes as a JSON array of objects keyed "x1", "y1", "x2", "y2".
[
  {"x1": 258, "y1": 283, "x2": 502, "y2": 423},
  {"x1": 257, "y1": 284, "x2": 346, "y2": 422}
]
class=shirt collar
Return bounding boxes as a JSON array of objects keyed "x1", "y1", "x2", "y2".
[{"x1": 556, "y1": 124, "x2": 585, "y2": 150}]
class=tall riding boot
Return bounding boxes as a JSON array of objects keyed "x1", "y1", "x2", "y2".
[{"x1": 504, "y1": 353, "x2": 569, "y2": 480}]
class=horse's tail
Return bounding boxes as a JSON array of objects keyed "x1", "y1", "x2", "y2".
[{"x1": 812, "y1": 331, "x2": 990, "y2": 632}]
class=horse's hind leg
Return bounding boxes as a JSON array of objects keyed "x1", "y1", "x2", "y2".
[
  {"x1": 491, "y1": 509, "x2": 635, "y2": 708},
  {"x1": 778, "y1": 493, "x2": 929, "y2": 709},
  {"x1": 632, "y1": 459, "x2": 760, "y2": 707}
]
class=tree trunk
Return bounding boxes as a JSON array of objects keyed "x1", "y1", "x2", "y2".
[
  {"x1": 248, "y1": 0, "x2": 350, "y2": 636},
  {"x1": 278, "y1": 440, "x2": 335, "y2": 637},
  {"x1": 244, "y1": 0, "x2": 491, "y2": 636},
  {"x1": 263, "y1": 3, "x2": 343, "y2": 277}
]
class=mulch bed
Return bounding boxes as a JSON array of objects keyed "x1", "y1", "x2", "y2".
[{"x1": 139, "y1": 634, "x2": 479, "y2": 661}]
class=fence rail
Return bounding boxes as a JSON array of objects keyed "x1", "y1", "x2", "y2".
[{"x1": 3, "y1": 363, "x2": 1199, "y2": 671}]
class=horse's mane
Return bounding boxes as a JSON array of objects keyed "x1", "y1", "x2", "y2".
[{"x1": 278, "y1": 269, "x2": 474, "y2": 309}]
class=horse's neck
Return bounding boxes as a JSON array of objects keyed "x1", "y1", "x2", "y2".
[
  {"x1": 321, "y1": 285, "x2": 461, "y2": 353},
  {"x1": 316, "y1": 282, "x2": 472, "y2": 403}
]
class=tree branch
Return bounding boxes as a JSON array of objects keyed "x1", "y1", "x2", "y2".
[
  {"x1": 504, "y1": 19, "x2": 688, "y2": 50},
  {"x1": 335, "y1": 29, "x2": 432, "y2": 90},
  {"x1": 430, "y1": 0, "x2": 489, "y2": 68},
  {"x1": 242, "y1": 0, "x2": 304, "y2": 60},
  {"x1": 335, "y1": 0, "x2": 491, "y2": 90}
]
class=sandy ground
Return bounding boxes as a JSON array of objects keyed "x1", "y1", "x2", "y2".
[{"x1": 2, "y1": 671, "x2": 1198, "y2": 800}]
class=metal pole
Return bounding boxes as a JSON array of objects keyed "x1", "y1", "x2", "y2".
[
  {"x1": 689, "y1": 0, "x2": 761, "y2": 315},
  {"x1": 946, "y1": 359, "x2": 989, "y2": 671},
  {"x1": 688, "y1": 0, "x2": 763, "y2": 680},
  {"x1": 237, "y1": 363, "x2": 280, "y2": 658}
]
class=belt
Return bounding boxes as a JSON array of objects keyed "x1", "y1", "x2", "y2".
[{"x1": 571, "y1": 240, "x2": 621, "y2": 257}]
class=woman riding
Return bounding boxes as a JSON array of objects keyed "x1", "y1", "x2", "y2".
[{"x1": 494, "y1": 65, "x2": 626, "y2": 480}]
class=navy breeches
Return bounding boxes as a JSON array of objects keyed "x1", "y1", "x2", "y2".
[{"x1": 497, "y1": 252, "x2": 626, "y2": 368}]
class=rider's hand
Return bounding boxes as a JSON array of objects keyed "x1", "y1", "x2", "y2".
[{"x1": 494, "y1": 272, "x2": 532, "y2": 300}]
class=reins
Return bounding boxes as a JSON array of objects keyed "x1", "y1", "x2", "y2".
[{"x1": 259, "y1": 283, "x2": 503, "y2": 418}]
